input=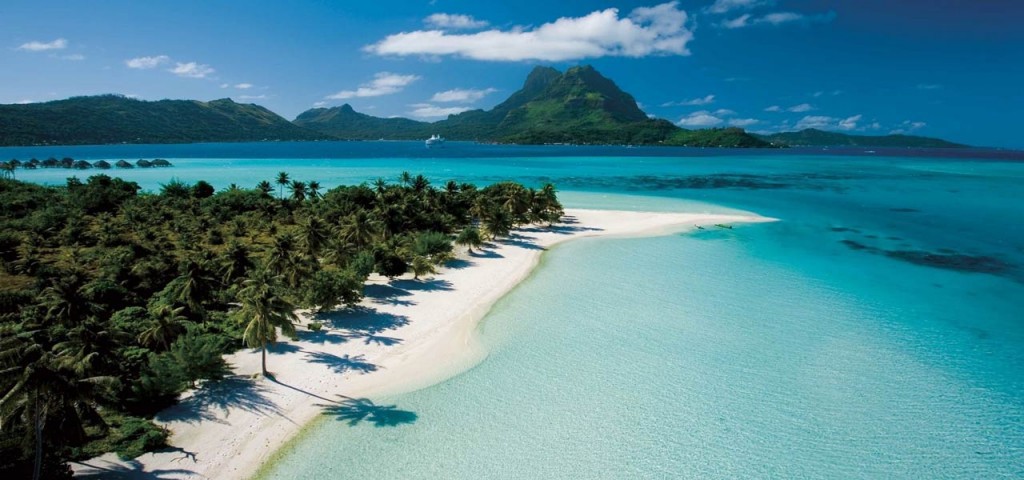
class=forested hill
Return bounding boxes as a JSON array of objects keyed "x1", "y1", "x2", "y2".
[
  {"x1": 294, "y1": 65, "x2": 773, "y2": 148},
  {"x1": 0, "y1": 95, "x2": 329, "y2": 146},
  {"x1": 755, "y1": 128, "x2": 967, "y2": 148}
]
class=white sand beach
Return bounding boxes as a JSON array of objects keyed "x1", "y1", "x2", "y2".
[{"x1": 72, "y1": 208, "x2": 771, "y2": 479}]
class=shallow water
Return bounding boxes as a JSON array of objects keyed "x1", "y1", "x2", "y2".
[{"x1": 6, "y1": 142, "x2": 1023, "y2": 478}]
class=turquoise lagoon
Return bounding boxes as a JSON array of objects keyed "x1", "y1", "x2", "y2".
[{"x1": 6, "y1": 142, "x2": 1024, "y2": 477}]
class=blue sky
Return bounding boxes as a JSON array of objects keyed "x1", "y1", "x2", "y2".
[{"x1": 2, "y1": 0, "x2": 1022, "y2": 147}]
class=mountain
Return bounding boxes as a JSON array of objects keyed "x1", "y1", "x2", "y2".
[
  {"x1": 756, "y1": 128, "x2": 966, "y2": 148},
  {"x1": 0, "y1": 95, "x2": 328, "y2": 146},
  {"x1": 295, "y1": 65, "x2": 771, "y2": 147}
]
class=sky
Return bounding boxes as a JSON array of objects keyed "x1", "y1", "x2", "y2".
[{"x1": 2, "y1": 0, "x2": 1022, "y2": 148}]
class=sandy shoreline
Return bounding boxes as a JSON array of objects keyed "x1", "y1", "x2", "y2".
[{"x1": 72, "y1": 208, "x2": 771, "y2": 479}]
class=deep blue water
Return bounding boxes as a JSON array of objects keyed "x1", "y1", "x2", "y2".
[{"x1": 6, "y1": 142, "x2": 1023, "y2": 478}]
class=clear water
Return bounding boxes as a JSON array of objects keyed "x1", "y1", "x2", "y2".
[{"x1": 5, "y1": 142, "x2": 1023, "y2": 478}]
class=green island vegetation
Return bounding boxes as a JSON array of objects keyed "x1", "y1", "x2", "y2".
[
  {"x1": 754, "y1": 128, "x2": 966, "y2": 148},
  {"x1": 0, "y1": 172, "x2": 562, "y2": 479}
]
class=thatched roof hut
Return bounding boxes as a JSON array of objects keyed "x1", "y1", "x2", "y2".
[
  {"x1": 59, "y1": 157, "x2": 73, "y2": 168},
  {"x1": 40, "y1": 158, "x2": 58, "y2": 168},
  {"x1": 115, "y1": 160, "x2": 134, "y2": 168},
  {"x1": 151, "y1": 158, "x2": 172, "y2": 167},
  {"x1": 136, "y1": 159, "x2": 153, "y2": 168},
  {"x1": 72, "y1": 160, "x2": 93, "y2": 169},
  {"x1": 94, "y1": 160, "x2": 112, "y2": 169}
]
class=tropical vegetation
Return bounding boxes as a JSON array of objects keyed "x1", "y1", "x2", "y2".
[{"x1": 0, "y1": 172, "x2": 562, "y2": 478}]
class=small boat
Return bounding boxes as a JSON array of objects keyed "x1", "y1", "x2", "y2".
[
  {"x1": 695, "y1": 225, "x2": 705, "y2": 230},
  {"x1": 714, "y1": 224, "x2": 733, "y2": 230},
  {"x1": 425, "y1": 134, "x2": 445, "y2": 147}
]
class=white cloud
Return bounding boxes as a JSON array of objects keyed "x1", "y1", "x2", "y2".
[
  {"x1": 125, "y1": 55, "x2": 169, "y2": 69},
  {"x1": 764, "y1": 105, "x2": 782, "y2": 112},
  {"x1": 366, "y1": 2, "x2": 694, "y2": 62},
  {"x1": 313, "y1": 101, "x2": 328, "y2": 108},
  {"x1": 431, "y1": 87, "x2": 497, "y2": 103},
  {"x1": 169, "y1": 62, "x2": 215, "y2": 78},
  {"x1": 17, "y1": 38, "x2": 67, "y2": 51},
  {"x1": 425, "y1": 13, "x2": 489, "y2": 30},
  {"x1": 759, "y1": 12, "x2": 803, "y2": 25},
  {"x1": 326, "y1": 72, "x2": 421, "y2": 100},
  {"x1": 890, "y1": 120, "x2": 926, "y2": 134},
  {"x1": 15, "y1": 99, "x2": 35, "y2": 104},
  {"x1": 60, "y1": 54, "x2": 85, "y2": 61},
  {"x1": 838, "y1": 114, "x2": 862, "y2": 130},
  {"x1": 917, "y1": 84, "x2": 941, "y2": 90},
  {"x1": 788, "y1": 103, "x2": 814, "y2": 112},
  {"x1": 721, "y1": 14, "x2": 752, "y2": 29},
  {"x1": 812, "y1": 91, "x2": 824, "y2": 97},
  {"x1": 237, "y1": 94, "x2": 267, "y2": 100},
  {"x1": 721, "y1": 10, "x2": 835, "y2": 28},
  {"x1": 705, "y1": 0, "x2": 767, "y2": 15},
  {"x1": 662, "y1": 94, "x2": 714, "y2": 107},
  {"x1": 729, "y1": 118, "x2": 760, "y2": 127},
  {"x1": 408, "y1": 103, "x2": 472, "y2": 118},
  {"x1": 677, "y1": 110, "x2": 723, "y2": 127},
  {"x1": 714, "y1": 108, "x2": 736, "y2": 116},
  {"x1": 795, "y1": 115, "x2": 834, "y2": 129},
  {"x1": 234, "y1": 83, "x2": 254, "y2": 89}
]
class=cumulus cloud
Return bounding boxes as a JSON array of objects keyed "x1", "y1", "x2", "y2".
[
  {"x1": 788, "y1": 103, "x2": 814, "y2": 112},
  {"x1": 234, "y1": 83, "x2": 253, "y2": 89},
  {"x1": 408, "y1": 103, "x2": 472, "y2": 118},
  {"x1": 713, "y1": 108, "x2": 736, "y2": 116},
  {"x1": 795, "y1": 115, "x2": 834, "y2": 130},
  {"x1": 327, "y1": 72, "x2": 421, "y2": 100},
  {"x1": 425, "y1": 13, "x2": 488, "y2": 30},
  {"x1": 17, "y1": 38, "x2": 67, "y2": 51},
  {"x1": 366, "y1": 2, "x2": 694, "y2": 62},
  {"x1": 237, "y1": 94, "x2": 267, "y2": 100},
  {"x1": 126, "y1": 55, "x2": 170, "y2": 69},
  {"x1": 760, "y1": 12, "x2": 803, "y2": 25},
  {"x1": 729, "y1": 118, "x2": 760, "y2": 127},
  {"x1": 662, "y1": 94, "x2": 714, "y2": 107},
  {"x1": 764, "y1": 105, "x2": 782, "y2": 112},
  {"x1": 677, "y1": 110, "x2": 723, "y2": 127},
  {"x1": 705, "y1": 0, "x2": 767, "y2": 14},
  {"x1": 431, "y1": 87, "x2": 497, "y2": 103},
  {"x1": 169, "y1": 62, "x2": 214, "y2": 78},
  {"x1": 838, "y1": 114, "x2": 862, "y2": 130}
]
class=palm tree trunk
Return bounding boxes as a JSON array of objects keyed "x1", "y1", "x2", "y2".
[
  {"x1": 33, "y1": 391, "x2": 42, "y2": 480},
  {"x1": 261, "y1": 343, "x2": 267, "y2": 376}
]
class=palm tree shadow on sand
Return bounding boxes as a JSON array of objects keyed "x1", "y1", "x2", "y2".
[
  {"x1": 155, "y1": 376, "x2": 282, "y2": 424},
  {"x1": 318, "y1": 396, "x2": 418, "y2": 427},
  {"x1": 72, "y1": 458, "x2": 198, "y2": 479}
]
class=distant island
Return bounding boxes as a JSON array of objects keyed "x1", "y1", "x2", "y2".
[
  {"x1": 0, "y1": 66, "x2": 966, "y2": 149},
  {"x1": 755, "y1": 128, "x2": 966, "y2": 148}
]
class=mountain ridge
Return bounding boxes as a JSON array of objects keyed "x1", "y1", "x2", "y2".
[{"x1": 756, "y1": 128, "x2": 966, "y2": 148}]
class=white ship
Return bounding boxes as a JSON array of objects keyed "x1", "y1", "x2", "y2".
[{"x1": 425, "y1": 134, "x2": 445, "y2": 147}]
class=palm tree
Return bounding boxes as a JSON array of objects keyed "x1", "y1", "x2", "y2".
[
  {"x1": 275, "y1": 172, "x2": 290, "y2": 199},
  {"x1": 219, "y1": 240, "x2": 254, "y2": 285},
  {"x1": 456, "y1": 226, "x2": 484, "y2": 253},
  {"x1": 298, "y1": 216, "x2": 328, "y2": 258},
  {"x1": 0, "y1": 161, "x2": 15, "y2": 180},
  {"x1": 1, "y1": 328, "x2": 116, "y2": 480},
  {"x1": 232, "y1": 271, "x2": 297, "y2": 376},
  {"x1": 411, "y1": 174, "x2": 430, "y2": 193},
  {"x1": 337, "y1": 211, "x2": 379, "y2": 248},
  {"x1": 265, "y1": 233, "x2": 306, "y2": 289},
  {"x1": 256, "y1": 180, "x2": 274, "y2": 197},
  {"x1": 40, "y1": 273, "x2": 92, "y2": 326},
  {"x1": 139, "y1": 303, "x2": 187, "y2": 351},
  {"x1": 161, "y1": 255, "x2": 218, "y2": 319},
  {"x1": 290, "y1": 180, "x2": 307, "y2": 202},
  {"x1": 373, "y1": 177, "x2": 388, "y2": 197},
  {"x1": 399, "y1": 171, "x2": 412, "y2": 186},
  {"x1": 308, "y1": 181, "x2": 322, "y2": 201}
]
